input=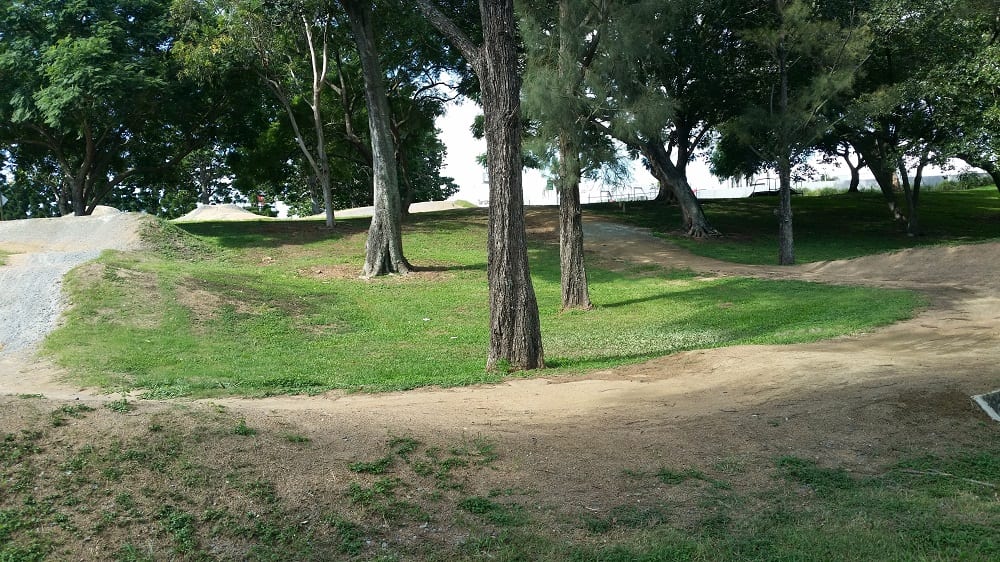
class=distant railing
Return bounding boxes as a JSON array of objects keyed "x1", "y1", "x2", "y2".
[{"x1": 584, "y1": 186, "x2": 658, "y2": 204}]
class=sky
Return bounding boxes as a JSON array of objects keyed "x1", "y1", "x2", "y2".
[{"x1": 434, "y1": 100, "x2": 980, "y2": 205}]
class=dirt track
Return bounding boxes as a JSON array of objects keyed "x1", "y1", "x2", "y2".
[{"x1": 1, "y1": 210, "x2": 999, "y2": 516}]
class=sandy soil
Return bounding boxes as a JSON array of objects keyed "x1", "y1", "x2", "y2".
[{"x1": 2, "y1": 208, "x2": 999, "y2": 524}]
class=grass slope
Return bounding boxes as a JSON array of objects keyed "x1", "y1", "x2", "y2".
[
  {"x1": 44, "y1": 210, "x2": 920, "y2": 398},
  {"x1": 591, "y1": 187, "x2": 1000, "y2": 264}
]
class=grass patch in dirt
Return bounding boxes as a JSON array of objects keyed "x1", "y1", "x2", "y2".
[
  {"x1": 43, "y1": 210, "x2": 922, "y2": 397},
  {"x1": 2, "y1": 396, "x2": 998, "y2": 561},
  {"x1": 0, "y1": 249, "x2": 10, "y2": 266},
  {"x1": 590, "y1": 187, "x2": 1000, "y2": 264}
]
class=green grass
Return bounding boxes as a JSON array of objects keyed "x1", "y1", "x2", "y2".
[
  {"x1": 591, "y1": 187, "x2": 1000, "y2": 264},
  {"x1": 42, "y1": 210, "x2": 922, "y2": 397},
  {"x1": 0, "y1": 249, "x2": 11, "y2": 266}
]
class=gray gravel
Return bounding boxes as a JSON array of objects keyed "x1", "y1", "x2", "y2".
[{"x1": 0, "y1": 209, "x2": 143, "y2": 355}]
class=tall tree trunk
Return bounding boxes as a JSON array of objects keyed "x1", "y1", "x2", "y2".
[
  {"x1": 557, "y1": 131, "x2": 591, "y2": 310},
  {"x1": 642, "y1": 140, "x2": 718, "y2": 237},
  {"x1": 777, "y1": 153, "x2": 795, "y2": 264},
  {"x1": 415, "y1": 0, "x2": 544, "y2": 371},
  {"x1": 556, "y1": 0, "x2": 590, "y2": 311},
  {"x1": 776, "y1": 42, "x2": 794, "y2": 266},
  {"x1": 897, "y1": 156, "x2": 926, "y2": 237},
  {"x1": 481, "y1": 0, "x2": 544, "y2": 370},
  {"x1": 343, "y1": 0, "x2": 411, "y2": 277}
]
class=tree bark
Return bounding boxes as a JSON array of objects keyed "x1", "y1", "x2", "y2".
[
  {"x1": 555, "y1": 0, "x2": 591, "y2": 311},
  {"x1": 856, "y1": 145, "x2": 906, "y2": 222},
  {"x1": 416, "y1": 0, "x2": 544, "y2": 371},
  {"x1": 897, "y1": 154, "x2": 926, "y2": 237},
  {"x1": 342, "y1": 0, "x2": 412, "y2": 277},
  {"x1": 777, "y1": 41, "x2": 794, "y2": 266},
  {"x1": 641, "y1": 140, "x2": 718, "y2": 238},
  {"x1": 846, "y1": 161, "x2": 860, "y2": 193},
  {"x1": 557, "y1": 131, "x2": 591, "y2": 310}
]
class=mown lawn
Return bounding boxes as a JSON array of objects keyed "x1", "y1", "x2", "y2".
[
  {"x1": 44, "y1": 210, "x2": 920, "y2": 397},
  {"x1": 590, "y1": 186, "x2": 1000, "y2": 264}
]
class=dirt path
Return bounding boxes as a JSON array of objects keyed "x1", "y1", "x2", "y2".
[{"x1": 2, "y1": 210, "x2": 999, "y2": 517}]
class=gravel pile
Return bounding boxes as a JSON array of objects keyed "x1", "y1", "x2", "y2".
[{"x1": 0, "y1": 209, "x2": 144, "y2": 355}]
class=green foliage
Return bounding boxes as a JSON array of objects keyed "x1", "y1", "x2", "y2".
[
  {"x1": 44, "y1": 211, "x2": 919, "y2": 397},
  {"x1": 348, "y1": 457, "x2": 393, "y2": 475},
  {"x1": 105, "y1": 398, "x2": 133, "y2": 414},
  {"x1": 0, "y1": 0, "x2": 258, "y2": 215},
  {"x1": 233, "y1": 419, "x2": 256, "y2": 436},
  {"x1": 458, "y1": 496, "x2": 527, "y2": 526}
]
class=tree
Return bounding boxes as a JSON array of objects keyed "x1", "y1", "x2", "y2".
[
  {"x1": 341, "y1": 0, "x2": 411, "y2": 276},
  {"x1": 0, "y1": 0, "x2": 238, "y2": 215},
  {"x1": 416, "y1": 0, "x2": 544, "y2": 371},
  {"x1": 521, "y1": 0, "x2": 613, "y2": 310},
  {"x1": 727, "y1": 0, "x2": 869, "y2": 264},
  {"x1": 232, "y1": 0, "x2": 342, "y2": 227},
  {"x1": 584, "y1": 0, "x2": 752, "y2": 238}
]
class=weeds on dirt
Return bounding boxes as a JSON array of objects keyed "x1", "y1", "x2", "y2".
[{"x1": 2, "y1": 396, "x2": 1000, "y2": 560}]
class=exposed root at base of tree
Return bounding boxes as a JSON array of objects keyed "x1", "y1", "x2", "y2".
[
  {"x1": 684, "y1": 224, "x2": 722, "y2": 239},
  {"x1": 360, "y1": 260, "x2": 413, "y2": 279}
]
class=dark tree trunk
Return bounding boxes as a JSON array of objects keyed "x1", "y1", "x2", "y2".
[
  {"x1": 653, "y1": 177, "x2": 676, "y2": 203},
  {"x1": 481, "y1": 0, "x2": 544, "y2": 370},
  {"x1": 847, "y1": 162, "x2": 860, "y2": 193},
  {"x1": 415, "y1": 0, "x2": 544, "y2": 371},
  {"x1": 857, "y1": 146, "x2": 906, "y2": 222},
  {"x1": 776, "y1": 42, "x2": 794, "y2": 266},
  {"x1": 555, "y1": 0, "x2": 590, "y2": 311},
  {"x1": 777, "y1": 154, "x2": 795, "y2": 264},
  {"x1": 343, "y1": 0, "x2": 411, "y2": 277},
  {"x1": 557, "y1": 131, "x2": 591, "y2": 310},
  {"x1": 959, "y1": 154, "x2": 1000, "y2": 193},
  {"x1": 897, "y1": 156, "x2": 926, "y2": 237},
  {"x1": 642, "y1": 140, "x2": 718, "y2": 238}
]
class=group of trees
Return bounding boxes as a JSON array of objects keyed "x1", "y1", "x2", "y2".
[
  {"x1": 2, "y1": 0, "x2": 997, "y2": 370},
  {"x1": 0, "y1": 0, "x2": 459, "y2": 222}
]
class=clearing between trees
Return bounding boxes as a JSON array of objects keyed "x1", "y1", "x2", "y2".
[{"x1": 1, "y1": 207, "x2": 998, "y2": 560}]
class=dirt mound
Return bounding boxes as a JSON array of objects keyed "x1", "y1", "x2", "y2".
[
  {"x1": 0, "y1": 209, "x2": 143, "y2": 254},
  {"x1": 173, "y1": 204, "x2": 269, "y2": 222},
  {"x1": 0, "y1": 210, "x2": 145, "y2": 355},
  {"x1": 303, "y1": 200, "x2": 473, "y2": 220}
]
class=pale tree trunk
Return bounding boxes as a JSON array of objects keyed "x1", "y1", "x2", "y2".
[
  {"x1": 342, "y1": 0, "x2": 411, "y2": 277},
  {"x1": 556, "y1": 0, "x2": 590, "y2": 310},
  {"x1": 416, "y1": 0, "x2": 544, "y2": 371}
]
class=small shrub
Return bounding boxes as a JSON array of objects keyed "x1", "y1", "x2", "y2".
[{"x1": 233, "y1": 419, "x2": 256, "y2": 436}]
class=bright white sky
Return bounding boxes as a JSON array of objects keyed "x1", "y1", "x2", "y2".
[{"x1": 435, "y1": 99, "x2": 977, "y2": 204}]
